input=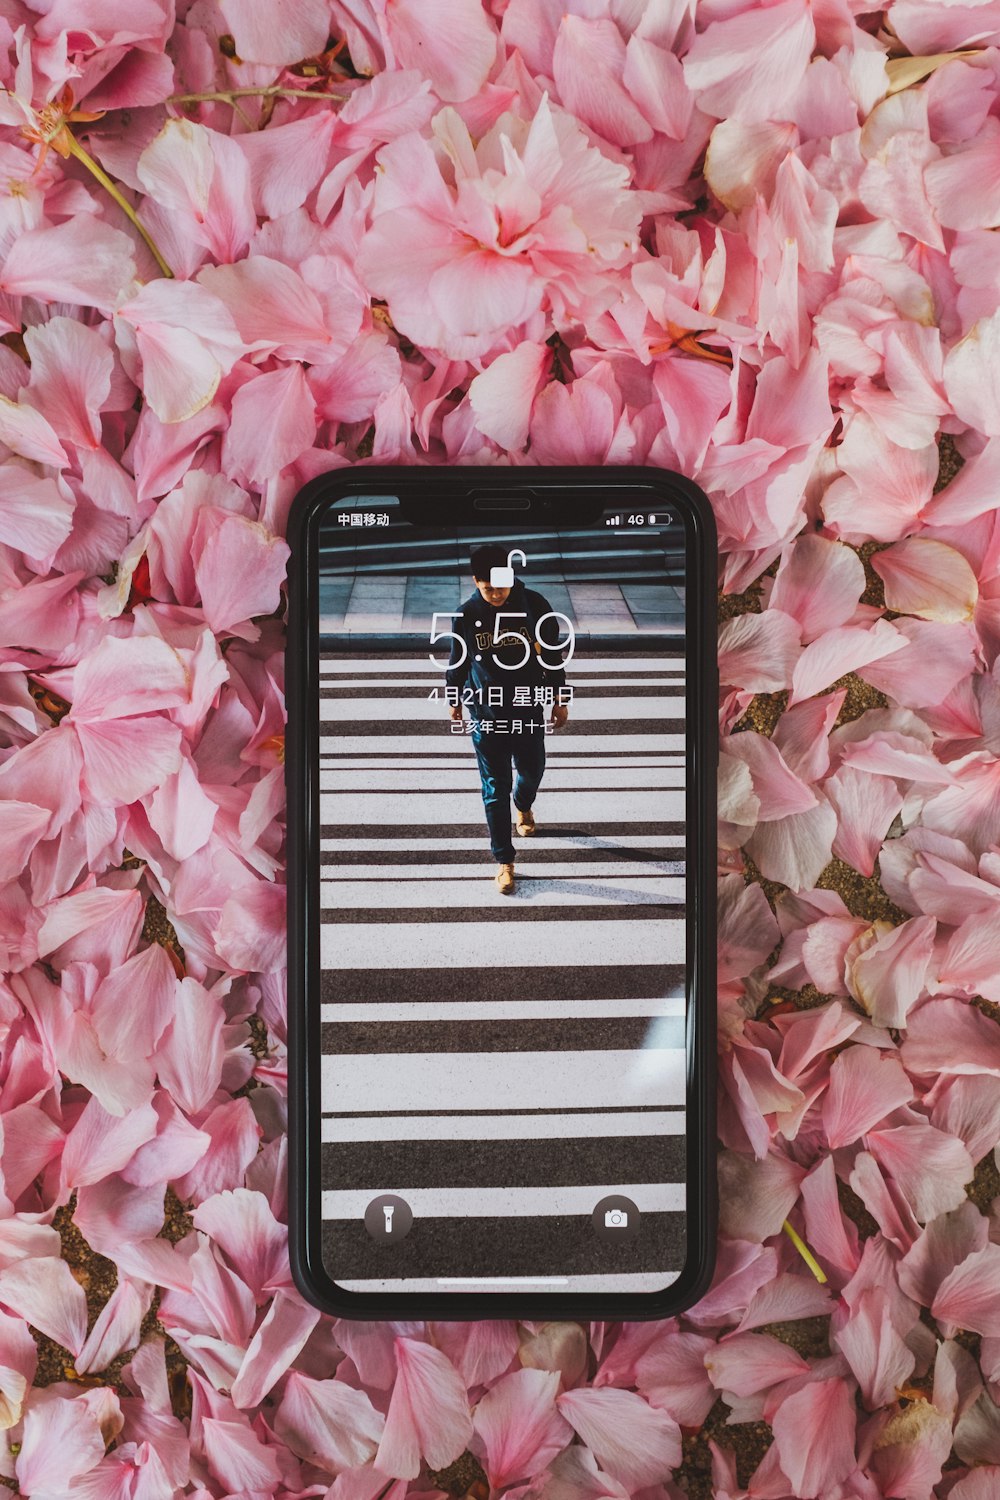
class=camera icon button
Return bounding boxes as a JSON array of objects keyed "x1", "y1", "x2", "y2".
[{"x1": 591, "y1": 1194, "x2": 641, "y2": 1243}]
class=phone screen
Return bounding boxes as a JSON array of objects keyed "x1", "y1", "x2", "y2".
[{"x1": 313, "y1": 496, "x2": 690, "y2": 1295}]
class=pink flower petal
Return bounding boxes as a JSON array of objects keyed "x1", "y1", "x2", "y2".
[
  {"x1": 933, "y1": 1244, "x2": 1000, "y2": 1337},
  {"x1": 683, "y1": 0, "x2": 815, "y2": 123},
  {"x1": 473, "y1": 1368, "x2": 573, "y2": 1489},
  {"x1": 705, "y1": 1332, "x2": 809, "y2": 1399},
  {"x1": 0, "y1": 1256, "x2": 88, "y2": 1356},
  {"x1": 375, "y1": 1337, "x2": 473, "y2": 1479},
  {"x1": 274, "y1": 1371, "x2": 386, "y2": 1474},
  {"x1": 823, "y1": 1045, "x2": 914, "y2": 1150},
  {"x1": 556, "y1": 1387, "x2": 682, "y2": 1487},
  {"x1": 387, "y1": 0, "x2": 497, "y2": 103},
  {"x1": 868, "y1": 1122, "x2": 974, "y2": 1221},
  {"x1": 770, "y1": 1376, "x2": 857, "y2": 1497},
  {"x1": 468, "y1": 341, "x2": 551, "y2": 450},
  {"x1": 0, "y1": 217, "x2": 137, "y2": 312},
  {"x1": 221, "y1": 362, "x2": 317, "y2": 486},
  {"x1": 873, "y1": 537, "x2": 979, "y2": 623}
]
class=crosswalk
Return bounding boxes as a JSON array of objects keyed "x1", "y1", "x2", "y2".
[{"x1": 317, "y1": 650, "x2": 689, "y2": 1293}]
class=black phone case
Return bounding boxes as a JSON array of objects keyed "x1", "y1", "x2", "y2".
[{"x1": 286, "y1": 465, "x2": 718, "y2": 1320}]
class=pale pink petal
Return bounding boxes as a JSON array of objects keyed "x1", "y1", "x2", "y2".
[
  {"x1": 553, "y1": 17, "x2": 652, "y2": 147},
  {"x1": 22, "y1": 316, "x2": 114, "y2": 451},
  {"x1": 826, "y1": 765, "x2": 904, "y2": 877},
  {"x1": 556, "y1": 1387, "x2": 682, "y2": 1487},
  {"x1": 931, "y1": 1074, "x2": 1000, "y2": 1164},
  {"x1": 136, "y1": 117, "x2": 254, "y2": 263},
  {"x1": 0, "y1": 217, "x2": 136, "y2": 312},
  {"x1": 37, "y1": 885, "x2": 144, "y2": 971},
  {"x1": 705, "y1": 1332, "x2": 809, "y2": 1399},
  {"x1": 823, "y1": 1046, "x2": 914, "y2": 1150},
  {"x1": 274, "y1": 1371, "x2": 386, "y2": 1474},
  {"x1": 15, "y1": 1393, "x2": 105, "y2": 1496},
  {"x1": 790, "y1": 619, "x2": 905, "y2": 705},
  {"x1": 705, "y1": 117, "x2": 799, "y2": 212},
  {"x1": 0, "y1": 392, "x2": 67, "y2": 466},
  {"x1": 902, "y1": 997, "x2": 1000, "y2": 1079},
  {"x1": 60, "y1": 1097, "x2": 159, "y2": 1193},
  {"x1": 718, "y1": 1148, "x2": 805, "y2": 1240},
  {"x1": 115, "y1": 279, "x2": 244, "y2": 424},
  {"x1": 933, "y1": 1244, "x2": 1000, "y2": 1338},
  {"x1": 218, "y1": 0, "x2": 331, "y2": 64},
  {"x1": 201, "y1": 1415, "x2": 283, "y2": 1491},
  {"x1": 387, "y1": 0, "x2": 497, "y2": 103},
  {"x1": 718, "y1": 610, "x2": 801, "y2": 693},
  {"x1": 734, "y1": 1271, "x2": 834, "y2": 1333},
  {"x1": 70, "y1": 630, "x2": 188, "y2": 724},
  {"x1": 845, "y1": 915, "x2": 936, "y2": 1029},
  {"x1": 850, "y1": 1150, "x2": 920, "y2": 1253},
  {"x1": 823, "y1": 416, "x2": 939, "y2": 543},
  {"x1": 832, "y1": 1286, "x2": 915, "y2": 1411},
  {"x1": 869, "y1": 1122, "x2": 974, "y2": 1221},
  {"x1": 199, "y1": 255, "x2": 358, "y2": 360},
  {"x1": 770, "y1": 1377, "x2": 857, "y2": 1496},
  {"x1": 212, "y1": 881, "x2": 286, "y2": 973},
  {"x1": 154, "y1": 977, "x2": 226, "y2": 1116},
  {"x1": 623, "y1": 35, "x2": 692, "y2": 141},
  {"x1": 192, "y1": 507, "x2": 290, "y2": 636},
  {"x1": 173, "y1": 1098, "x2": 261, "y2": 1205},
  {"x1": 468, "y1": 341, "x2": 550, "y2": 450},
  {"x1": 800, "y1": 1156, "x2": 861, "y2": 1282},
  {"x1": 940, "y1": 910, "x2": 1000, "y2": 1001},
  {"x1": 75, "y1": 1278, "x2": 153, "y2": 1376},
  {"x1": 0, "y1": 1256, "x2": 88, "y2": 1356},
  {"x1": 949, "y1": 1470, "x2": 1000, "y2": 1500},
  {"x1": 191, "y1": 1188, "x2": 286, "y2": 1302},
  {"x1": 873, "y1": 537, "x2": 978, "y2": 623},
  {"x1": 0, "y1": 466, "x2": 74, "y2": 569},
  {"x1": 683, "y1": 0, "x2": 815, "y2": 122},
  {"x1": 769, "y1": 535, "x2": 866, "y2": 644},
  {"x1": 945, "y1": 308, "x2": 1000, "y2": 437},
  {"x1": 772, "y1": 691, "x2": 845, "y2": 785},
  {"x1": 725, "y1": 732, "x2": 817, "y2": 820},
  {"x1": 745, "y1": 798, "x2": 838, "y2": 891},
  {"x1": 221, "y1": 362, "x2": 317, "y2": 486},
  {"x1": 473, "y1": 1368, "x2": 573, "y2": 1489},
  {"x1": 435, "y1": 1320, "x2": 520, "y2": 1387},
  {"x1": 375, "y1": 1337, "x2": 473, "y2": 1479},
  {"x1": 652, "y1": 356, "x2": 733, "y2": 473},
  {"x1": 75, "y1": 717, "x2": 182, "y2": 805},
  {"x1": 718, "y1": 874, "x2": 780, "y2": 984},
  {"x1": 229, "y1": 1292, "x2": 320, "y2": 1410},
  {"x1": 898, "y1": 1201, "x2": 988, "y2": 1308},
  {"x1": 633, "y1": 1329, "x2": 717, "y2": 1427}
]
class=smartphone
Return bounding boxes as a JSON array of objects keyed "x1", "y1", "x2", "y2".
[{"x1": 286, "y1": 466, "x2": 717, "y2": 1320}]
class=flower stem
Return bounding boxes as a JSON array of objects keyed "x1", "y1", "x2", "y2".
[
  {"x1": 782, "y1": 1219, "x2": 828, "y2": 1284},
  {"x1": 168, "y1": 86, "x2": 348, "y2": 105},
  {"x1": 63, "y1": 133, "x2": 174, "y2": 279}
]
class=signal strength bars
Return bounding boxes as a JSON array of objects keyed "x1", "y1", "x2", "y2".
[{"x1": 605, "y1": 515, "x2": 621, "y2": 526}]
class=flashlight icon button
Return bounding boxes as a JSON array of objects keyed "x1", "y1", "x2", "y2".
[{"x1": 364, "y1": 1194, "x2": 413, "y2": 1243}]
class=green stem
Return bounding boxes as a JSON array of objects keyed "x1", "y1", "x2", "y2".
[
  {"x1": 64, "y1": 133, "x2": 174, "y2": 279},
  {"x1": 782, "y1": 1220, "x2": 828, "y2": 1284}
]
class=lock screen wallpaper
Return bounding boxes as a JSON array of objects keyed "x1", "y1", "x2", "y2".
[{"x1": 314, "y1": 497, "x2": 690, "y2": 1293}]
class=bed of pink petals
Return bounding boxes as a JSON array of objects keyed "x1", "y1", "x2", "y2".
[{"x1": 3, "y1": 0, "x2": 1000, "y2": 1496}]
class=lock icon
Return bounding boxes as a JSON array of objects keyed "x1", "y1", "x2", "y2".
[{"x1": 490, "y1": 548, "x2": 526, "y2": 588}]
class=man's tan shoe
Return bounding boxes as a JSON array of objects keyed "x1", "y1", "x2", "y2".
[
  {"x1": 496, "y1": 863, "x2": 516, "y2": 894},
  {"x1": 516, "y1": 808, "x2": 536, "y2": 837}
]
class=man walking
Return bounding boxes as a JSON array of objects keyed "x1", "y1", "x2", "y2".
[{"x1": 445, "y1": 544, "x2": 570, "y2": 894}]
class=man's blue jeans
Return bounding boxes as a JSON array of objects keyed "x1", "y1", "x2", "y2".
[{"x1": 471, "y1": 726, "x2": 546, "y2": 864}]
